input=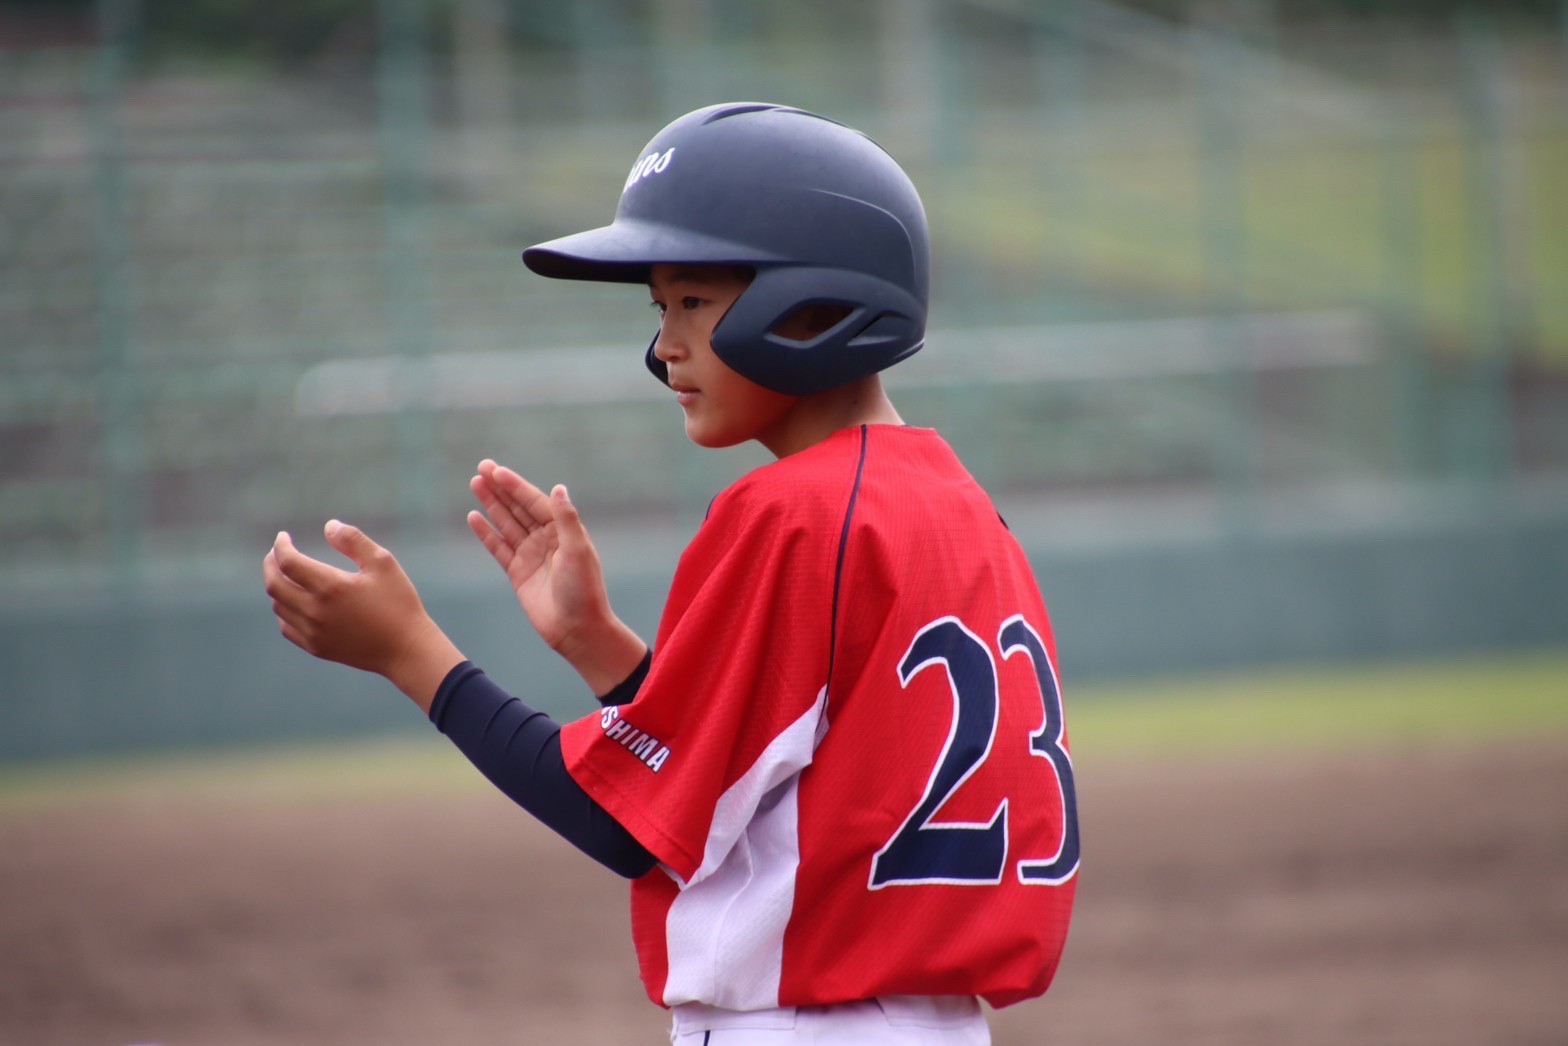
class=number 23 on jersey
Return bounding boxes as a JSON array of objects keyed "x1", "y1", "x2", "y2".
[{"x1": 870, "y1": 614, "x2": 1080, "y2": 889}]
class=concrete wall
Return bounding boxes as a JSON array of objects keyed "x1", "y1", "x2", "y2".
[{"x1": 3, "y1": 504, "x2": 1564, "y2": 764}]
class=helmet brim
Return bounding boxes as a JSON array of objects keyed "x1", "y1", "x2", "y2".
[{"x1": 523, "y1": 219, "x2": 784, "y2": 284}]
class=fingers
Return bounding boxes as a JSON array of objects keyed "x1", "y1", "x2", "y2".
[
  {"x1": 263, "y1": 542, "x2": 306, "y2": 615},
  {"x1": 267, "y1": 530, "x2": 337, "y2": 594},
  {"x1": 478, "y1": 461, "x2": 554, "y2": 529},
  {"x1": 468, "y1": 473, "x2": 515, "y2": 533},
  {"x1": 262, "y1": 522, "x2": 423, "y2": 672},
  {"x1": 469, "y1": 476, "x2": 530, "y2": 558},
  {"x1": 323, "y1": 518, "x2": 385, "y2": 570},
  {"x1": 263, "y1": 526, "x2": 366, "y2": 626},
  {"x1": 471, "y1": 461, "x2": 558, "y2": 556},
  {"x1": 263, "y1": 536, "x2": 319, "y2": 650},
  {"x1": 466, "y1": 509, "x2": 509, "y2": 563},
  {"x1": 550, "y1": 484, "x2": 592, "y2": 559},
  {"x1": 273, "y1": 613, "x2": 311, "y2": 653}
]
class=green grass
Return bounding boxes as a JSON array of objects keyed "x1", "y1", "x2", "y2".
[
  {"x1": 2, "y1": 651, "x2": 1565, "y2": 812},
  {"x1": 1067, "y1": 649, "x2": 1568, "y2": 760},
  {"x1": 0, "y1": 736, "x2": 480, "y2": 813}
]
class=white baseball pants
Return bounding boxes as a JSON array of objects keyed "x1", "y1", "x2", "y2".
[{"x1": 669, "y1": 995, "x2": 990, "y2": 1044}]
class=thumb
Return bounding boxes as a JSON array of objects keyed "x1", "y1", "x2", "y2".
[
  {"x1": 551, "y1": 485, "x2": 590, "y2": 556},
  {"x1": 324, "y1": 518, "x2": 382, "y2": 569}
]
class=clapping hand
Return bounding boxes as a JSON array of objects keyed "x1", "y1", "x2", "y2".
[
  {"x1": 466, "y1": 460, "x2": 645, "y2": 693},
  {"x1": 263, "y1": 520, "x2": 463, "y2": 710}
]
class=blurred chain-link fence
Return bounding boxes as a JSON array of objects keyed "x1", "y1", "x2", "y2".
[{"x1": 3, "y1": 0, "x2": 1566, "y2": 593}]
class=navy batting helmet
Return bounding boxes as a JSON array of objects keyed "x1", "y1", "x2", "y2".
[{"x1": 522, "y1": 102, "x2": 929, "y2": 396}]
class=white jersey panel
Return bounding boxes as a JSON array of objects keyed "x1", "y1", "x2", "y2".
[{"x1": 662, "y1": 687, "x2": 827, "y2": 1009}]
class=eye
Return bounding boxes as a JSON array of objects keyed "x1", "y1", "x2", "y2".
[
  {"x1": 680, "y1": 296, "x2": 704, "y2": 311},
  {"x1": 649, "y1": 300, "x2": 666, "y2": 316}
]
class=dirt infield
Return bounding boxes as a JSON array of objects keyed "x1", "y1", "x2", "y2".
[{"x1": 3, "y1": 739, "x2": 1565, "y2": 1046}]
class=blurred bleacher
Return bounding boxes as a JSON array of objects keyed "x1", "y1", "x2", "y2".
[{"x1": 2, "y1": 0, "x2": 1566, "y2": 759}]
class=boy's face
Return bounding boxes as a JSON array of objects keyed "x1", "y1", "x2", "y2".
[{"x1": 648, "y1": 264, "x2": 801, "y2": 454}]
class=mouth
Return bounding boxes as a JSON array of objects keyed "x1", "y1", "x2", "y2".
[{"x1": 669, "y1": 380, "x2": 699, "y2": 406}]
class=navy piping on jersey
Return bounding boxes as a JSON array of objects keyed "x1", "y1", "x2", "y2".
[{"x1": 825, "y1": 424, "x2": 869, "y2": 695}]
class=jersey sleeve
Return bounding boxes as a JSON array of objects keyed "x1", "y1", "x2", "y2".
[{"x1": 559, "y1": 474, "x2": 844, "y2": 886}]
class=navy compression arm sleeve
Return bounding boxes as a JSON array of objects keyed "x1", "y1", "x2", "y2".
[
  {"x1": 596, "y1": 648, "x2": 651, "y2": 706},
  {"x1": 429, "y1": 662, "x2": 657, "y2": 879}
]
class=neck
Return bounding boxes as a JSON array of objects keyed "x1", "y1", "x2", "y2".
[{"x1": 758, "y1": 376, "x2": 904, "y2": 459}]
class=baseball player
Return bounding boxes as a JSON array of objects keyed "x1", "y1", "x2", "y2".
[{"x1": 263, "y1": 102, "x2": 1078, "y2": 1044}]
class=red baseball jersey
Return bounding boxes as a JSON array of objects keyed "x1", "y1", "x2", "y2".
[{"x1": 561, "y1": 424, "x2": 1078, "y2": 1010}]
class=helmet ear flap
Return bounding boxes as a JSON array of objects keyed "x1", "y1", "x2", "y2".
[
  {"x1": 643, "y1": 329, "x2": 669, "y2": 387},
  {"x1": 711, "y1": 266, "x2": 924, "y2": 396}
]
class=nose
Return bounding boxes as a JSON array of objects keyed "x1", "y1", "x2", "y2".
[{"x1": 651, "y1": 324, "x2": 685, "y2": 363}]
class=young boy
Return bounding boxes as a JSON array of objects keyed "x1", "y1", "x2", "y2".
[{"x1": 263, "y1": 102, "x2": 1077, "y2": 1044}]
